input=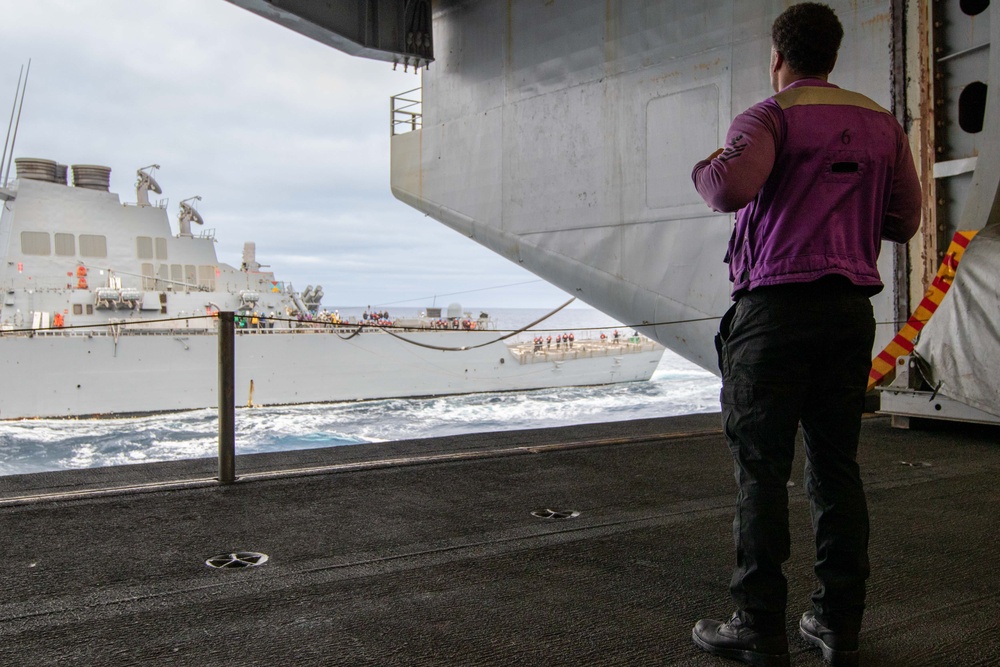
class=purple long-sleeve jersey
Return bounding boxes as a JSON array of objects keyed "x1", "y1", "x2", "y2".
[{"x1": 692, "y1": 78, "x2": 922, "y2": 296}]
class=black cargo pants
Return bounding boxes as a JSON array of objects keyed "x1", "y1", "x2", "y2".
[{"x1": 716, "y1": 278, "x2": 875, "y2": 635}]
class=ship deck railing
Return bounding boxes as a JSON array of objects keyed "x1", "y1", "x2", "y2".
[
  {"x1": 3, "y1": 327, "x2": 662, "y2": 361},
  {"x1": 391, "y1": 87, "x2": 422, "y2": 135},
  {"x1": 2, "y1": 322, "x2": 581, "y2": 338},
  {"x1": 509, "y1": 338, "x2": 661, "y2": 364}
]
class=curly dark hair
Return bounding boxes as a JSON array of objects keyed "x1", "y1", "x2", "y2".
[{"x1": 771, "y1": 3, "x2": 844, "y2": 76}]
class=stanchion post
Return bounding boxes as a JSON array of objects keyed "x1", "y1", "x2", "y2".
[{"x1": 218, "y1": 311, "x2": 236, "y2": 483}]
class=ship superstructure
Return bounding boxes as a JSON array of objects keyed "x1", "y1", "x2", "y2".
[{"x1": 0, "y1": 160, "x2": 295, "y2": 331}]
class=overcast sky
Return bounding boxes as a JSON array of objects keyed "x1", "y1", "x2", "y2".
[{"x1": 0, "y1": 0, "x2": 575, "y2": 310}]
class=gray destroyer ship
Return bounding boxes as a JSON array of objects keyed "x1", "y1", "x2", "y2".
[{"x1": 0, "y1": 159, "x2": 663, "y2": 419}]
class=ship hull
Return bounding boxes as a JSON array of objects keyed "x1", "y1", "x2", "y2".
[
  {"x1": 0, "y1": 330, "x2": 662, "y2": 419},
  {"x1": 388, "y1": 0, "x2": 923, "y2": 373}
]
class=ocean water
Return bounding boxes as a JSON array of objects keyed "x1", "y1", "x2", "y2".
[{"x1": 0, "y1": 307, "x2": 721, "y2": 476}]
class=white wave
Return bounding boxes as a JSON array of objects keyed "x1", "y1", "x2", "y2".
[{"x1": 0, "y1": 348, "x2": 720, "y2": 476}]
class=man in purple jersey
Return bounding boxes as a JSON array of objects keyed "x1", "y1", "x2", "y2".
[{"x1": 689, "y1": 4, "x2": 921, "y2": 666}]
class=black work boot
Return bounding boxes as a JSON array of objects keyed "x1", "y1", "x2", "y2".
[
  {"x1": 799, "y1": 611, "x2": 859, "y2": 666},
  {"x1": 692, "y1": 612, "x2": 790, "y2": 667}
]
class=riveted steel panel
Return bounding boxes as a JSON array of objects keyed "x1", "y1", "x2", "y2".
[{"x1": 931, "y1": 2, "x2": 993, "y2": 255}]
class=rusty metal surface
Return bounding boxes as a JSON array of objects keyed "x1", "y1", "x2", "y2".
[{"x1": 928, "y1": 1, "x2": 993, "y2": 256}]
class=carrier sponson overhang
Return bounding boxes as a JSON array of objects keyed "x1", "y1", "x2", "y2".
[{"x1": 228, "y1": 1, "x2": 1000, "y2": 422}]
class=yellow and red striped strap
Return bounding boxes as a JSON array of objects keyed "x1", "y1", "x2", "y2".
[{"x1": 867, "y1": 230, "x2": 978, "y2": 391}]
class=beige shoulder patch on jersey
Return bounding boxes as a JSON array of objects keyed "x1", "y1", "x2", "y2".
[{"x1": 774, "y1": 86, "x2": 889, "y2": 114}]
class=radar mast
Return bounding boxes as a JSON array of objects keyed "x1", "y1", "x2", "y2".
[
  {"x1": 178, "y1": 195, "x2": 204, "y2": 237},
  {"x1": 135, "y1": 164, "x2": 162, "y2": 206}
]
